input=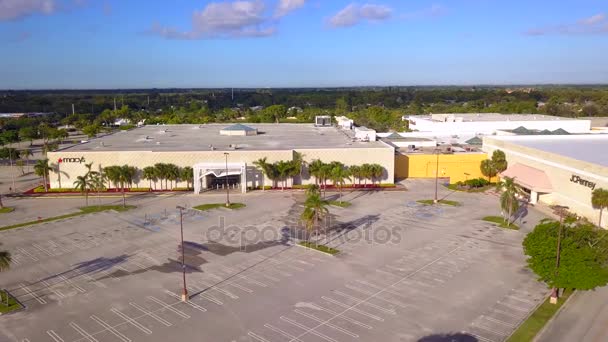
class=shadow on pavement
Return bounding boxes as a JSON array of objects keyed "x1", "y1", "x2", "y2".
[{"x1": 417, "y1": 333, "x2": 478, "y2": 342}]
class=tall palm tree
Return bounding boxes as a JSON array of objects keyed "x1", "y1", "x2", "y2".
[
  {"x1": 370, "y1": 164, "x2": 384, "y2": 186},
  {"x1": 349, "y1": 165, "x2": 362, "y2": 187},
  {"x1": 22, "y1": 149, "x2": 32, "y2": 173},
  {"x1": 103, "y1": 166, "x2": 121, "y2": 190},
  {"x1": 117, "y1": 165, "x2": 137, "y2": 207},
  {"x1": 34, "y1": 159, "x2": 51, "y2": 192},
  {"x1": 275, "y1": 160, "x2": 295, "y2": 191},
  {"x1": 360, "y1": 163, "x2": 373, "y2": 187},
  {"x1": 591, "y1": 188, "x2": 608, "y2": 228},
  {"x1": 308, "y1": 159, "x2": 325, "y2": 186},
  {"x1": 497, "y1": 176, "x2": 524, "y2": 225},
  {"x1": 330, "y1": 164, "x2": 351, "y2": 203},
  {"x1": 301, "y1": 192, "x2": 330, "y2": 240},
  {"x1": 90, "y1": 171, "x2": 106, "y2": 204},
  {"x1": 142, "y1": 166, "x2": 157, "y2": 190},
  {"x1": 73, "y1": 175, "x2": 91, "y2": 206},
  {"x1": 253, "y1": 157, "x2": 271, "y2": 191},
  {"x1": 166, "y1": 164, "x2": 180, "y2": 190},
  {"x1": 154, "y1": 163, "x2": 168, "y2": 190},
  {"x1": 181, "y1": 166, "x2": 194, "y2": 190}
]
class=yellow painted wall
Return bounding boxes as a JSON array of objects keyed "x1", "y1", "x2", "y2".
[{"x1": 399, "y1": 153, "x2": 488, "y2": 184}]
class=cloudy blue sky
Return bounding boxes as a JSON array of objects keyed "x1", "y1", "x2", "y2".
[{"x1": 0, "y1": 0, "x2": 607, "y2": 89}]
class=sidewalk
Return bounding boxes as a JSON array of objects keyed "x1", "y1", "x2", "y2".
[{"x1": 536, "y1": 285, "x2": 608, "y2": 342}]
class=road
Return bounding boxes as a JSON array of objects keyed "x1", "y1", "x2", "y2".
[{"x1": 537, "y1": 286, "x2": 608, "y2": 342}]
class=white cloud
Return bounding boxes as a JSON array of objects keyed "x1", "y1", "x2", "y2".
[
  {"x1": 150, "y1": 0, "x2": 277, "y2": 40},
  {"x1": 275, "y1": 0, "x2": 306, "y2": 18},
  {"x1": 329, "y1": 3, "x2": 392, "y2": 28},
  {"x1": 525, "y1": 13, "x2": 608, "y2": 36},
  {"x1": 578, "y1": 13, "x2": 605, "y2": 26},
  {"x1": 0, "y1": 0, "x2": 56, "y2": 21}
]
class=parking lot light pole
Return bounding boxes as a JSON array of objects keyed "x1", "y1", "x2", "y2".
[
  {"x1": 224, "y1": 152, "x2": 230, "y2": 207},
  {"x1": 176, "y1": 205, "x2": 188, "y2": 302},
  {"x1": 550, "y1": 205, "x2": 569, "y2": 304},
  {"x1": 434, "y1": 149, "x2": 440, "y2": 204}
]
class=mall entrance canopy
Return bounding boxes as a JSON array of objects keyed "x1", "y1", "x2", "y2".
[
  {"x1": 500, "y1": 163, "x2": 553, "y2": 204},
  {"x1": 193, "y1": 162, "x2": 247, "y2": 194}
]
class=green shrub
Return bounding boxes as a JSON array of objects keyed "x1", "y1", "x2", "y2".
[
  {"x1": 128, "y1": 187, "x2": 151, "y2": 192},
  {"x1": 298, "y1": 241, "x2": 340, "y2": 255},
  {"x1": 119, "y1": 124, "x2": 136, "y2": 131},
  {"x1": 171, "y1": 187, "x2": 193, "y2": 191},
  {"x1": 464, "y1": 178, "x2": 489, "y2": 188}
]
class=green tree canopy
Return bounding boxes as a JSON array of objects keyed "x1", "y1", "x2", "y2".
[{"x1": 523, "y1": 219, "x2": 608, "y2": 290}]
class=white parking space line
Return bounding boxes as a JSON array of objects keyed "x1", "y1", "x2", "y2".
[
  {"x1": 20, "y1": 283, "x2": 46, "y2": 304},
  {"x1": 497, "y1": 301, "x2": 529, "y2": 312},
  {"x1": 147, "y1": 296, "x2": 191, "y2": 318},
  {"x1": 332, "y1": 290, "x2": 396, "y2": 315},
  {"x1": 111, "y1": 307, "x2": 153, "y2": 335},
  {"x1": 74, "y1": 269, "x2": 107, "y2": 288},
  {"x1": 129, "y1": 302, "x2": 172, "y2": 327},
  {"x1": 42, "y1": 280, "x2": 65, "y2": 298},
  {"x1": 218, "y1": 266, "x2": 269, "y2": 287},
  {"x1": 164, "y1": 290, "x2": 209, "y2": 311},
  {"x1": 321, "y1": 297, "x2": 384, "y2": 321},
  {"x1": 471, "y1": 322, "x2": 509, "y2": 337},
  {"x1": 483, "y1": 316, "x2": 516, "y2": 328},
  {"x1": 207, "y1": 273, "x2": 253, "y2": 293},
  {"x1": 294, "y1": 309, "x2": 359, "y2": 338},
  {"x1": 263, "y1": 324, "x2": 303, "y2": 342},
  {"x1": 17, "y1": 247, "x2": 38, "y2": 261},
  {"x1": 493, "y1": 309, "x2": 526, "y2": 319},
  {"x1": 194, "y1": 279, "x2": 239, "y2": 299},
  {"x1": 344, "y1": 284, "x2": 411, "y2": 310},
  {"x1": 90, "y1": 315, "x2": 131, "y2": 342},
  {"x1": 46, "y1": 330, "x2": 65, "y2": 342},
  {"x1": 247, "y1": 331, "x2": 272, "y2": 342},
  {"x1": 280, "y1": 316, "x2": 338, "y2": 342},
  {"x1": 466, "y1": 331, "x2": 496, "y2": 342},
  {"x1": 31, "y1": 243, "x2": 54, "y2": 257},
  {"x1": 70, "y1": 322, "x2": 99, "y2": 342},
  {"x1": 311, "y1": 304, "x2": 372, "y2": 329},
  {"x1": 58, "y1": 275, "x2": 86, "y2": 293}
]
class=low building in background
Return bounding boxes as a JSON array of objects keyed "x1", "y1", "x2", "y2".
[{"x1": 483, "y1": 135, "x2": 608, "y2": 228}]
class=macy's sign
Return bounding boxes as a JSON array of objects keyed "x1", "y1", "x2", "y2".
[{"x1": 58, "y1": 156, "x2": 86, "y2": 164}]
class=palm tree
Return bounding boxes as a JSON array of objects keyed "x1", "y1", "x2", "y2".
[
  {"x1": 306, "y1": 184, "x2": 320, "y2": 196},
  {"x1": 181, "y1": 166, "x2": 194, "y2": 190},
  {"x1": 330, "y1": 163, "x2": 351, "y2": 203},
  {"x1": 370, "y1": 164, "x2": 384, "y2": 186},
  {"x1": 73, "y1": 175, "x2": 92, "y2": 206},
  {"x1": 349, "y1": 165, "x2": 362, "y2": 187},
  {"x1": 360, "y1": 163, "x2": 373, "y2": 187},
  {"x1": 480, "y1": 159, "x2": 497, "y2": 183},
  {"x1": 154, "y1": 163, "x2": 168, "y2": 190},
  {"x1": 142, "y1": 166, "x2": 157, "y2": 190},
  {"x1": 308, "y1": 159, "x2": 325, "y2": 186},
  {"x1": 591, "y1": 188, "x2": 608, "y2": 228},
  {"x1": 166, "y1": 164, "x2": 180, "y2": 190},
  {"x1": 253, "y1": 157, "x2": 271, "y2": 190},
  {"x1": 90, "y1": 171, "x2": 106, "y2": 204},
  {"x1": 103, "y1": 166, "x2": 121, "y2": 190},
  {"x1": 497, "y1": 176, "x2": 524, "y2": 225},
  {"x1": 292, "y1": 151, "x2": 306, "y2": 185},
  {"x1": 301, "y1": 192, "x2": 330, "y2": 240},
  {"x1": 22, "y1": 149, "x2": 32, "y2": 173},
  {"x1": 117, "y1": 165, "x2": 137, "y2": 207},
  {"x1": 34, "y1": 159, "x2": 51, "y2": 192},
  {"x1": 317, "y1": 163, "x2": 333, "y2": 197},
  {"x1": 275, "y1": 160, "x2": 295, "y2": 191}
]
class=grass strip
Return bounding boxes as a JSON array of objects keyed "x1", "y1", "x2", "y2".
[
  {"x1": 0, "y1": 207, "x2": 15, "y2": 214},
  {"x1": 417, "y1": 199, "x2": 461, "y2": 206},
  {"x1": 482, "y1": 216, "x2": 520, "y2": 230},
  {"x1": 0, "y1": 205, "x2": 136, "y2": 232},
  {"x1": 506, "y1": 289, "x2": 573, "y2": 342},
  {"x1": 298, "y1": 241, "x2": 340, "y2": 255},
  {"x1": 0, "y1": 290, "x2": 24, "y2": 314},
  {"x1": 328, "y1": 200, "x2": 352, "y2": 208},
  {"x1": 194, "y1": 203, "x2": 246, "y2": 211}
]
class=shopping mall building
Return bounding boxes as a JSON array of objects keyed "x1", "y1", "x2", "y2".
[
  {"x1": 483, "y1": 135, "x2": 608, "y2": 228},
  {"x1": 47, "y1": 123, "x2": 395, "y2": 194}
]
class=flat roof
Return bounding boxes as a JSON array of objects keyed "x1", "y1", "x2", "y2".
[
  {"x1": 408, "y1": 113, "x2": 582, "y2": 122},
  {"x1": 486, "y1": 135, "x2": 608, "y2": 167},
  {"x1": 62, "y1": 124, "x2": 389, "y2": 152}
]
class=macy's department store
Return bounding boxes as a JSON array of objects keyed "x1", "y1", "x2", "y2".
[{"x1": 483, "y1": 135, "x2": 608, "y2": 228}]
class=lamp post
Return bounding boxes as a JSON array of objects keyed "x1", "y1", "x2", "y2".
[
  {"x1": 550, "y1": 205, "x2": 569, "y2": 304},
  {"x1": 176, "y1": 205, "x2": 188, "y2": 302},
  {"x1": 224, "y1": 152, "x2": 230, "y2": 207},
  {"x1": 434, "y1": 149, "x2": 440, "y2": 204}
]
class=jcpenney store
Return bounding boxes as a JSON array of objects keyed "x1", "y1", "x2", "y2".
[{"x1": 483, "y1": 135, "x2": 608, "y2": 228}]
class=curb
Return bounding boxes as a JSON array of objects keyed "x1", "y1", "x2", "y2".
[{"x1": 295, "y1": 241, "x2": 339, "y2": 257}]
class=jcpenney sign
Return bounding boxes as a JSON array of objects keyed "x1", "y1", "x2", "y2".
[
  {"x1": 570, "y1": 175, "x2": 596, "y2": 190},
  {"x1": 58, "y1": 157, "x2": 86, "y2": 164}
]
